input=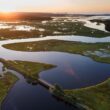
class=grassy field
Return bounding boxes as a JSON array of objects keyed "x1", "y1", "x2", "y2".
[
  {"x1": 0, "y1": 21, "x2": 110, "y2": 40},
  {"x1": 0, "y1": 59, "x2": 55, "y2": 81},
  {"x1": 0, "y1": 72, "x2": 18, "y2": 107},
  {"x1": 3, "y1": 40, "x2": 110, "y2": 63},
  {"x1": 65, "y1": 78, "x2": 110, "y2": 110}
]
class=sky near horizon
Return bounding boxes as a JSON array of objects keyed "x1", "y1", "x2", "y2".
[{"x1": 0, "y1": 0, "x2": 110, "y2": 13}]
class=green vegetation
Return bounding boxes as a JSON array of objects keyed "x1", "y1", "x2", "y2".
[
  {"x1": 1, "y1": 17, "x2": 110, "y2": 109},
  {"x1": 65, "y1": 78, "x2": 110, "y2": 110},
  {"x1": 0, "y1": 59, "x2": 55, "y2": 107},
  {"x1": 0, "y1": 20, "x2": 110, "y2": 40},
  {"x1": 53, "y1": 84, "x2": 65, "y2": 97},
  {"x1": 0, "y1": 29, "x2": 46, "y2": 40},
  {"x1": 52, "y1": 84, "x2": 86, "y2": 109},
  {"x1": 0, "y1": 72, "x2": 18, "y2": 106},
  {"x1": 0, "y1": 59, "x2": 55, "y2": 82},
  {"x1": 4, "y1": 40, "x2": 110, "y2": 63}
]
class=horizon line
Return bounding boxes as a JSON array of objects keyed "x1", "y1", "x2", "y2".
[{"x1": 0, "y1": 11, "x2": 110, "y2": 15}]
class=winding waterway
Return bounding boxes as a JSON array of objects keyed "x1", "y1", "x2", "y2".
[{"x1": 0, "y1": 35, "x2": 110, "y2": 110}]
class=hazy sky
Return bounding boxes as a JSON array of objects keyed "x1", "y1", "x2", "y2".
[{"x1": 0, "y1": 0, "x2": 110, "y2": 13}]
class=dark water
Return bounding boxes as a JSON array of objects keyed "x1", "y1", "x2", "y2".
[
  {"x1": 0, "y1": 16, "x2": 110, "y2": 110},
  {"x1": 1, "y1": 53, "x2": 110, "y2": 110},
  {"x1": 2, "y1": 71, "x2": 77, "y2": 110},
  {"x1": 40, "y1": 53, "x2": 110, "y2": 89}
]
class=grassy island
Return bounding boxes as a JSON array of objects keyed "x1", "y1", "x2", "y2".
[
  {"x1": 3, "y1": 40, "x2": 110, "y2": 63},
  {"x1": 65, "y1": 78, "x2": 110, "y2": 110},
  {"x1": 0, "y1": 59, "x2": 55, "y2": 82}
]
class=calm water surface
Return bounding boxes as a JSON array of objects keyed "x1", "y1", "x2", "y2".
[{"x1": 0, "y1": 35, "x2": 110, "y2": 110}]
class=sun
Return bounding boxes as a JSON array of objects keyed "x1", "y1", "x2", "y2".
[{"x1": 0, "y1": 8, "x2": 16, "y2": 19}]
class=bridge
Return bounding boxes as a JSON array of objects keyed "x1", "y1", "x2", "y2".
[{"x1": 38, "y1": 79, "x2": 55, "y2": 90}]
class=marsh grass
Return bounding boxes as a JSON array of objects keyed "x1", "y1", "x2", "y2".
[
  {"x1": 0, "y1": 21, "x2": 110, "y2": 40},
  {"x1": 4, "y1": 40, "x2": 110, "y2": 63},
  {"x1": 0, "y1": 72, "x2": 18, "y2": 106},
  {"x1": 0, "y1": 59, "x2": 55, "y2": 81},
  {"x1": 65, "y1": 78, "x2": 110, "y2": 110}
]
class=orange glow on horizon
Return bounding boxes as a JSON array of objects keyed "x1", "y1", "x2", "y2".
[{"x1": 0, "y1": 0, "x2": 110, "y2": 13}]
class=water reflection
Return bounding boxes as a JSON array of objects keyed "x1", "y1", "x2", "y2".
[
  {"x1": 2, "y1": 70, "x2": 78, "y2": 110},
  {"x1": 1, "y1": 15, "x2": 110, "y2": 110},
  {"x1": 0, "y1": 23, "x2": 13, "y2": 29},
  {"x1": 0, "y1": 37, "x2": 110, "y2": 88},
  {"x1": 1, "y1": 36, "x2": 110, "y2": 48},
  {"x1": 52, "y1": 16, "x2": 110, "y2": 32},
  {"x1": 13, "y1": 25, "x2": 36, "y2": 31},
  {"x1": 0, "y1": 63, "x2": 4, "y2": 76}
]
